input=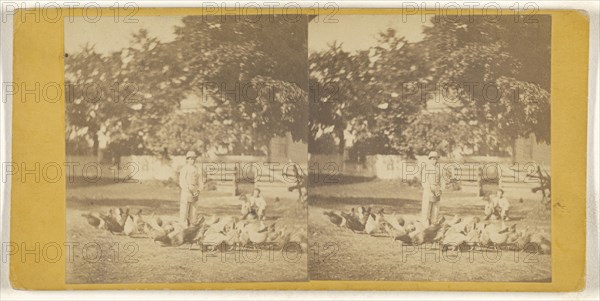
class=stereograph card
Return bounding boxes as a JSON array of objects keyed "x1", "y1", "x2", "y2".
[{"x1": 7, "y1": 7, "x2": 589, "y2": 291}]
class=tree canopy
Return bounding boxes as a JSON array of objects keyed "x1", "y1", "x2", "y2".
[
  {"x1": 65, "y1": 16, "x2": 309, "y2": 158},
  {"x1": 66, "y1": 15, "x2": 551, "y2": 161},
  {"x1": 308, "y1": 15, "x2": 551, "y2": 159}
]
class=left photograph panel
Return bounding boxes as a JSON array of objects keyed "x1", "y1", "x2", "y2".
[{"x1": 64, "y1": 15, "x2": 309, "y2": 284}]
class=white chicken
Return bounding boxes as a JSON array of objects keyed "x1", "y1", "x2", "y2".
[{"x1": 364, "y1": 214, "x2": 379, "y2": 235}]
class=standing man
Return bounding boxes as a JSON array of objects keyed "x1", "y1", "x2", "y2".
[
  {"x1": 179, "y1": 150, "x2": 199, "y2": 226},
  {"x1": 421, "y1": 151, "x2": 442, "y2": 226}
]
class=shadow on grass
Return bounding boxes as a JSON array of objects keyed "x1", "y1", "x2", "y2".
[
  {"x1": 308, "y1": 173, "x2": 376, "y2": 187},
  {"x1": 68, "y1": 197, "x2": 241, "y2": 217},
  {"x1": 309, "y1": 195, "x2": 422, "y2": 212},
  {"x1": 68, "y1": 197, "x2": 179, "y2": 212},
  {"x1": 66, "y1": 176, "x2": 131, "y2": 188},
  {"x1": 68, "y1": 196, "x2": 292, "y2": 221}
]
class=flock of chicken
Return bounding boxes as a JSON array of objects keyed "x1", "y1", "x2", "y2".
[
  {"x1": 80, "y1": 204, "x2": 550, "y2": 253},
  {"x1": 81, "y1": 208, "x2": 307, "y2": 251},
  {"x1": 323, "y1": 207, "x2": 551, "y2": 253}
]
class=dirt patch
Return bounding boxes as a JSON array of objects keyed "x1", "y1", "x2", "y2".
[
  {"x1": 66, "y1": 181, "x2": 307, "y2": 283},
  {"x1": 308, "y1": 179, "x2": 551, "y2": 282}
]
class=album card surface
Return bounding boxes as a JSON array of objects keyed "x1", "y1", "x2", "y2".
[{"x1": 9, "y1": 8, "x2": 588, "y2": 290}]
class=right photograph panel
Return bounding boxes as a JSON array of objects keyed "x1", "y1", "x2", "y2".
[{"x1": 308, "y1": 14, "x2": 552, "y2": 282}]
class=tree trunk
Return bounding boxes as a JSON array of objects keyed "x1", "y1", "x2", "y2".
[
  {"x1": 266, "y1": 141, "x2": 272, "y2": 162},
  {"x1": 337, "y1": 128, "x2": 345, "y2": 173},
  {"x1": 337, "y1": 128, "x2": 345, "y2": 156},
  {"x1": 511, "y1": 137, "x2": 518, "y2": 164},
  {"x1": 92, "y1": 132, "x2": 99, "y2": 158}
]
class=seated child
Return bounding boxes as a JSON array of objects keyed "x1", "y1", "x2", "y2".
[
  {"x1": 484, "y1": 189, "x2": 510, "y2": 221},
  {"x1": 240, "y1": 188, "x2": 267, "y2": 220},
  {"x1": 249, "y1": 188, "x2": 267, "y2": 220}
]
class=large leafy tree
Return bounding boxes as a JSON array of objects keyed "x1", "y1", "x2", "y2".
[
  {"x1": 309, "y1": 30, "x2": 426, "y2": 156},
  {"x1": 309, "y1": 44, "x2": 373, "y2": 155},
  {"x1": 308, "y1": 16, "x2": 550, "y2": 160},
  {"x1": 417, "y1": 15, "x2": 551, "y2": 159},
  {"x1": 65, "y1": 30, "x2": 188, "y2": 158},
  {"x1": 65, "y1": 46, "x2": 108, "y2": 156},
  {"x1": 366, "y1": 30, "x2": 430, "y2": 154},
  {"x1": 151, "y1": 15, "x2": 309, "y2": 157},
  {"x1": 66, "y1": 16, "x2": 309, "y2": 158},
  {"x1": 402, "y1": 111, "x2": 483, "y2": 158}
]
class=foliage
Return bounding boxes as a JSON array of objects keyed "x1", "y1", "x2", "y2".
[
  {"x1": 66, "y1": 15, "x2": 551, "y2": 160},
  {"x1": 65, "y1": 30, "x2": 187, "y2": 156},
  {"x1": 418, "y1": 16, "x2": 551, "y2": 152},
  {"x1": 402, "y1": 111, "x2": 482, "y2": 158},
  {"x1": 309, "y1": 16, "x2": 551, "y2": 159},
  {"x1": 66, "y1": 16, "x2": 308, "y2": 157},
  {"x1": 309, "y1": 31, "x2": 426, "y2": 155},
  {"x1": 308, "y1": 133, "x2": 338, "y2": 155},
  {"x1": 309, "y1": 44, "x2": 373, "y2": 154},
  {"x1": 171, "y1": 15, "x2": 309, "y2": 155}
]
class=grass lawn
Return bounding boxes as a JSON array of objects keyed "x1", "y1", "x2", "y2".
[
  {"x1": 66, "y1": 178, "x2": 307, "y2": 284},
  {"x1": 308, "y1": 178, "x2": 552, "y2": 282}
]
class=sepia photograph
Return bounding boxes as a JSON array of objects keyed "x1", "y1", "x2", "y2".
[
  {"x1": 64, "y1": 15, "x2": 309, "y2": 283},
  {"x1": 308, "y1": 14, "x2": 552, "y2": 282},
  {"x1": 5, "y1": 2, "x2": 596, "y2": 295}
]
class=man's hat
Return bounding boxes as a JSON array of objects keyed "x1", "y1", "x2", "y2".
[
  {"x1": 185, "y1": 150, "x2": 197, "y2": 159},
  {"x1": 428, "y1": 151, "x2": 440, "y2": 159}
]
